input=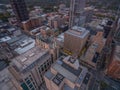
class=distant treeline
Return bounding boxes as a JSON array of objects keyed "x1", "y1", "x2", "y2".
[{"x1": 0, "y1": 0, "x2": 70, "y2": 7}]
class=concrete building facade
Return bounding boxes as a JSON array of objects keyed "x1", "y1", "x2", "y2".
[
  {"x1": 64, "y1": 26, "x2": 89, "y2": 56},
  {"x1": 44, "y1": 56, "x2": 91, "y2": 90},
  {"x1": 69, "y1": 0, "x2": 86, "y2": 28},
  {"x1": 0, "y1": 68, "x2": 23, "y2": 90},
  {"x1": 22, "y1": 16, "x2": 43, "y2": 32},
  {"x1": 9, "y1": 46, "x2": 54, "y2": 90},
  {"x1": 81, "y1": 31, "x2": 106, "y2": 69},
  {"x1": 10, "y1": 0, "x2": 29, "y2": 22},
  {"x1": 107, "y1": 45, "x2": 120, "y2": 80}
]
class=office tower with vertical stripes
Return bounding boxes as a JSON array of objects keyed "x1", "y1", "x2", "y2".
[
  {"x1": 10, "y1": 0, "x2": 29, "y2": 23},
  {"x1": 69, "y1": 0, "x2": 86, "y2": 28}
]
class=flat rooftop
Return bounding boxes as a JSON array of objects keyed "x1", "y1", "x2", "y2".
[
  {"x1": 12, "y1": 46, "x2": 49, "y2": 73},
  {"x1": 46, "y1": 56, "x2": 88, "y2": 83},
  {"x1": 6, "y1": 34, "x2": 35, "y2": 54},
  {"x1": 61, "y1": 61, "x2": 82, "y2": 77},
  {"x1": 44, "y1": 56, "x2": 90, "y2": 90},
  {"x1": 52, "y1": 73, "x2": 64, "y2": 86},
  {"x1": 37, "y1": 34, "x2": 54, "y2": 44},
  {"x1": 57, "y1": 33, "x2": 64, "y2": 42},
  {"x1": 0, "y1": 36, "x2": 11, "y2": 42},
  {"x1": 66, "y1": 26, "x2": 89, "y2": 39}
]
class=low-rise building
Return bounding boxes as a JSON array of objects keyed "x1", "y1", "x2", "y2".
[
  {"x1": 29, "y1": 6, "x2": 43, "y2": 17},
  {"x1": 36, "y1": 31, "x2": 59, "y2": 61},
  {"x1": 6, "y1": 35, "x2": 35, "y2": 54},
  {"x1": 48, "y1": 15, "x2": 65, "y2": 29},
  {"x1": 56, "y1": 33, "x2": 64, "y2": 48},
  {"x1": 58, "y1": 4, "x2": 69, "y2": 14},
  {"x1": 81, "y1": 31, "x2": 106, "y2": 69},
  {"x1": 22, "y1": 16, "x2": 43, "y2": 32}
]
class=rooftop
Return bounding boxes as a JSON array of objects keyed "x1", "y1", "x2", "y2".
[
  {"x1": 22, "y1": 16, "x2": 42, "y2": 24},
  {"x1": 0, "y1": 36, "x2": 11, "y2": 42},
  {"x1": 88, "y1": 19, "x2": 109, "y2": 30},
  {"x1": 45, "y1": 56, "x2": 88, "y2": 84},
  {"x1": 37, "y1": 34, "x2": 54, "y2": 44},
  {"x1": 12, "y1": 46, "x2": 49, "y2": 73},
  {"x1": 66, "y1": 26, "x2": 89, "y2": 39},
  {"x1": 52, "y1": 73, "x2": 64, "y2": 86},
  {"x1": 56, "y1": 33, "x2": 64, "y2": 42},
  {"x1": 44, "y1": 56, "x2": 90, "y2": 90},
  {"x1": 7, "y1": 35, "x2": 35, "y2": 54}
]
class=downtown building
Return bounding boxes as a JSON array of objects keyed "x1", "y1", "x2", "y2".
[
  {"x1": 44, "y1": 56, "x2": 91, "y2": 90},
  {"x1": 80, "y1": 31, "x2": 106, "y2": 69},
  {"x1": 69, "y1": 0, "x2": 86, "y2": 28},
  {"x1": 22, "y1": 16, "x2": 43, "y2": 32},
  {"x1": 10, "y1": 0, "x2": 29, "y2": 23},
  {"x1": 0, "y1": 68, "x2": 23, "y2": 90},
  {"x1": 64, "y1": 26, "x2": 89, "y2": 56},
  {"x1": 48, "y1": 15, "x2": 65, "y2": 29},
  {"x1": 8, "y1": 46, "x2": 54, "y2": 90},
  {"x1": 106, "y1": 24, "x2": 120, "y2": 80},
  {"x1": 106, "y1": 45, "x2": 120, "y2": 80},
  {"x1": 35, "y1": 25, "x2": 61, "y2": 61}
]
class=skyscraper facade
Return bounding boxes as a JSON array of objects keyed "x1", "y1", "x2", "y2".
[
  {"x1": 106, "y1": 45, "x2": 120, "y2": 80},
  {"x1": 69, "y1": 0, "x2": 86, "y2": 28},
  {"x1": 10, "y1": 0, "x2": 29, "y2": 22},
  {"x1": 9, "y1": 46, "x2": 54, "y2": 90},
  {"x1": 64, "y1": 26, "x2": 89, "y2": 56},
  {"x1": 44, "y1": 56, "x2": 91, "y2": 90}
]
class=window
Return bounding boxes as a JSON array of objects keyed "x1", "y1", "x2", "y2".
[
  {"x1": 44, "y1": 64, "x2": 47, "y2": 69},
  {"x1": 41, "y1": 66, "x2": 44, "y2": 71},
  {"x1": 33, "y1": 82, "x2": 35, "y2": 86},
  {"x1": 30, "y1": 77, "x2": 33, "y2": 81},
  {"x1": 29, "y1": 84, "x2": 33, "y2": 88},
  {"x1": 29, "y1": 75, "x2": 32, "y2": 78},
  {"x1": 26, "y1": 80, "x2": 31, "y2": 85},
  {"x1": 47, "y1": 62, "x2": 49, "y2": 66},
  {"x1": 25, "y1": 77, "x2": 29, "y2": 81}
]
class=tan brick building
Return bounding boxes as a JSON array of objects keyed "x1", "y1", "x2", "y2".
[
  {"x1": 64, "y1": 26, "x2": 89, "y2": 55},
  {"x1": 107, "y1": 45, "x2": 120, "y2": 79}
]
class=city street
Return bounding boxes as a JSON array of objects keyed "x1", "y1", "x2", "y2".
[{"x1": 88, "y1": 69, "x2": 120, "y2": 90}]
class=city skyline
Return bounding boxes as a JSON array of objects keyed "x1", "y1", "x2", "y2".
[{"x1": 0, "y1": 0, "x2": 120, "y2": 90}]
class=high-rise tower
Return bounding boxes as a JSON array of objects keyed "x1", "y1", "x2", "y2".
[
  {"x1": 10, "y1": 0, "x2": 29, "y2": 23},
  {"x1": 69, "y1": 0, "x2": 86, "y2": 28}
]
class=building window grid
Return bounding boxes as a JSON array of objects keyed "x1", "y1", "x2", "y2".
[
  {"x1": 29, "y1": 75, "x2": 37, "y2": 89},
  {"x1": 37, "y1": 58, "x2": 52, "y2": 84},
  {"x1": 29, "y1": 83, "x2": 33, "y2": 88},
  {"x1": 24, "y1": 75, "x2": 36, "y2": 90},
  {"x1": 38, "y1": 62, "x2": 48, "y2": 82}
]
